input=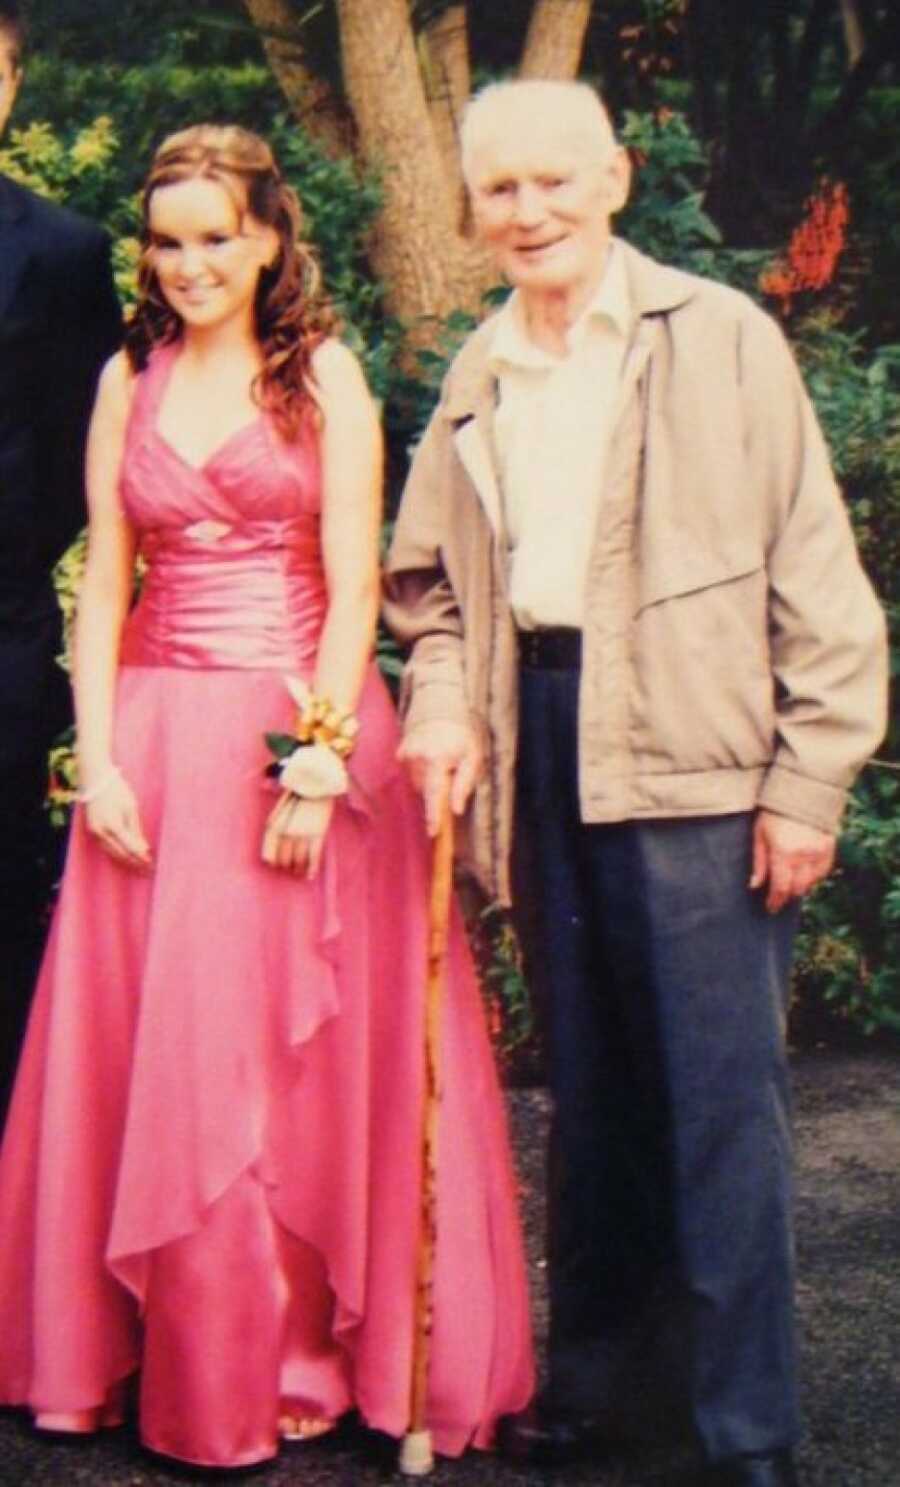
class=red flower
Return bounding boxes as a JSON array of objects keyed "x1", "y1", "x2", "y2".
[{"x1": 760, "y1": 180, "x2": 850, "y2": 313}]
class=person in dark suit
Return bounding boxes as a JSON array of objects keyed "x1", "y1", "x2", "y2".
[{"x1": 0, "y1": 2, "x2": 121, "y2": 1126}]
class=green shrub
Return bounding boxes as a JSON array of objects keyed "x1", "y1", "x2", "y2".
[
  {"x1": 617, "y1": 107, "x2": 723, "y2": 268},
  {"x1": 790, "y1": 318, "x2": 900, "y2": 1037},
  {"x1": 795, "y1": 770, "x2": 900, "y2": 1037},
  {"x1": 15, "y1": 55, "x2": 282, "y2": 194},
  {"x1": 793, "y1": 320, "x2": 900, "y2": 649}
]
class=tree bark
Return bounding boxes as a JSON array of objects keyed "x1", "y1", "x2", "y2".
[
  {"x1": 422, "y1": 2, "x2": 469, "y2": 219},
  {"x1": 519, "y1": 0, "x2": 593, "y2": 79},
  {"x1": 812, "y1": 4, "x2": 900, "y2": 142},
  {"x1": 243, "y1": 0, "x2": 351, "y2": 157},
  {"x1": 336, "y1": 0, "x2": 489, "y2": 333},
  {"x1": 839, "y1": 0, "x2": 866, "y2": 68}
]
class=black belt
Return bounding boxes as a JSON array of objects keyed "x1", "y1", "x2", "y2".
[{"x1": 518, "y1": 626, "x2": 582, "y2": 669}]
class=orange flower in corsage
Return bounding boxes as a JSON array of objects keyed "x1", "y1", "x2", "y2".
[{"x1": 265, "y1": 676, "x2": 360, "y2": 799}]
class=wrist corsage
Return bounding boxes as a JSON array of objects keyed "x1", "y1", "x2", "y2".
[{"x1": 265, "y1": 676, "x2": 360, "y2": 799}]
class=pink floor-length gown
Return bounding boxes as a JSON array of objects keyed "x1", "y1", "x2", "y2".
[{"x1": 0, "y1": 341, "x2": 534, "y2": 1469}]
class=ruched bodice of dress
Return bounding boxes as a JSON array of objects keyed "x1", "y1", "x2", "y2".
[{"x1": 119, "y1": 341, "x2": 326, "y2": 671}]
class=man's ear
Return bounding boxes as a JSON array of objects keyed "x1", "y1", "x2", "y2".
[{"x1": 603, "y1": 147, "x2": 632, "y2": 216}]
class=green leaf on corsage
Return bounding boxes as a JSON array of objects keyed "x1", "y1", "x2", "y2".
[{"x1": 264, "y1": 731, "x2": 299, "y2": 761}]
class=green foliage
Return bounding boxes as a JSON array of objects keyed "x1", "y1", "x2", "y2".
[
  {"x1": 615, "y1": 108, "x2": 775, "y2": 297},
  {"x1": 795, "y1": 771, "x2": 900, "y2": 1037},
  {"x1": 389, "y1": 309, "x2": 481, "y2": 444},
  {"x1": 22, "y1": 0, "x2": 254, "y2": 67},
  {"x1": 265, "y1": 119, "x2": 385, "y2": 370},
  {"x1": 794, "y1": 318, "x2": 900, "y2": 757},
  {"x1": 788, "y1": 319, "x2": 900, "y2": 1038},
  {"x1": 794, "y1": 322, "x2": 900, "y2": 621},
  {"x1": 15, "y1": 55, "x2": 283, "y2": 191},
  {"x1": 46, "y1": 727, "x2": 78, "y2": 829},
  {"x1": 616, "y1": 109, "x2": 721, "y2": 268},
  {"x1": 469, "y1": 904, "x2": 536, "y2": 1073},
  {"x1": 51, "y1": 532, "x2": 87, "y2": 674},
  {"x1": 0, "y1": 113, "x2": 122, "y2": 213}
]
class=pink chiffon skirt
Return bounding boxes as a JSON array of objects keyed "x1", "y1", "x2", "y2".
[{"x1": 0, "y1": 661, "x2": 534, "y2": 1467}]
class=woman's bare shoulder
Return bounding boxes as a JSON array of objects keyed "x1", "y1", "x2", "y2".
[{"x1": 310, "y1": 336, "x2": 371, "y2": 400}]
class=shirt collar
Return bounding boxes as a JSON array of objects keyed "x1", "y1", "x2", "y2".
[{"x1": 488, "y1": 240, "x2": 631, "y2": 373}]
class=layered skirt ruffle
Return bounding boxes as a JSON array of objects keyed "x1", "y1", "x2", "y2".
[{"x1": 0, "y1": 663, "x2": 534, "y2": 1467}]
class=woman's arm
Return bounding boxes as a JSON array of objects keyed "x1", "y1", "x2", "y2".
[
  {"x1": 311, "y1": 336, "x2": 383, "y2": 708},
  {"x1": 263, "y1": 339, "x2": 382, "y2": 877},
  {"x1": 73, "y1": 351, "x2": 151, "y2": 870}
]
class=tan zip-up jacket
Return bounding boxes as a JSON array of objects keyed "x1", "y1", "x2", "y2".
[{"x1": 384, "y1": 241, "x2": 888, "y2": 904}]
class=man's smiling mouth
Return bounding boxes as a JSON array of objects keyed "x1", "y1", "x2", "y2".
[{"x1": 515, "y1": 237, "x2": 567, "y2": 256}]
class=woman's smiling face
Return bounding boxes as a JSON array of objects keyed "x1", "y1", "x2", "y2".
[{"x1": 147, "y1": 175, "x2": 277, "y2": 334}]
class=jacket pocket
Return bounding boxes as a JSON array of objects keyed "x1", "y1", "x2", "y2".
[
  {"x1": 629, "y1": 562, "x2": 775, "y2": 772},
  {"x1": 636, "y1": 544, "x2": 764, "y2": 616}
]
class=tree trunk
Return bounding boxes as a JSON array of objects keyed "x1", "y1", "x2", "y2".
[
  {"x1": 812, "y1": 4, "x2": 900, "y2": 143},
  {"x1": 336, "y1": 0, "x2": 489, "y2": 333},
  {"x1": 243, "y1": 0, "x2": 351, "y2": 157},
  {"x1": 839, "y1": 0, "x2": 866, "y2": 68},
  {"x1": 519, "y1": 0, "x2": 592, "y2": 79},
  {"x1": 422, "y1": 2, "x2": 470, "y2": 221}
]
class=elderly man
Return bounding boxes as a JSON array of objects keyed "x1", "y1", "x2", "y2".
[
  {"x1": 0, "y1": 2, "x2": 121, "y2": 1127},
  {"x1": 385, "y1": 81, "x2": 887, "y2": 1487}
]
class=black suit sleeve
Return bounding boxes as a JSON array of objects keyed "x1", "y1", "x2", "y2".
[{"x1": 36, "y1": 229, "x2": 123, "y2": 570}]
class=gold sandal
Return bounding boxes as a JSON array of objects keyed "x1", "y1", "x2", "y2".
[{"x1": 278, "y1": 1412, "x2": 336, "y2": 1443}]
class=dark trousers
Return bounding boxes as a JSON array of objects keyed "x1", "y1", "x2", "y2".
[
  {"x1": 517, "y1": 663, "x2": 799, "y2": 1462},
  {"x1": 0, "y1": 758, "x2": 58, "y2": 1133}
]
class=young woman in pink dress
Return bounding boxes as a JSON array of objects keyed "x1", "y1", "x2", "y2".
[{"x1": 0, "y1": 125, "x2": 533, "y2": 1470}]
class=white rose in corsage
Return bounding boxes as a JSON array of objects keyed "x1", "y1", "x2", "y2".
[
  {"x1": 279, "y1": 740, "x2": 348, "y2": 798},
  {"x1": 264, "y1": 675, "x2": 360, "y2": 799}
]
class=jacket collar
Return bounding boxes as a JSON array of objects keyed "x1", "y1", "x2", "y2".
[{"x1": 442, "y1": 238, "x2": 696, "y2": 425}]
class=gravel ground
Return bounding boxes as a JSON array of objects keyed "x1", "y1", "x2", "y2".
[{"x1": 0, "y1": 1048, "x2": 897, "y2": 1487}]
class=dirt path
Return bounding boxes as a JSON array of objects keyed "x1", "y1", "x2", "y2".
[
  {"x1": 0, "y1": 1049, "x2": 897, "y2": 1485},
  {"x1": 791, "y1": 1051, "x2": 900, "y2": 1487}
]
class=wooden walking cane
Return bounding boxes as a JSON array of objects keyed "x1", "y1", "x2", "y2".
[{"x1": 398, "y1": 801, "x2": 455, "y2": 1477}]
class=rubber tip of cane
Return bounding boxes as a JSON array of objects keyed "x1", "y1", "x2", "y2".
[{"x1": 399, "y1": 1429, "x2": 434, "y2": 1476}]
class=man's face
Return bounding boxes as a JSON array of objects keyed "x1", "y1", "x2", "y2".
[
  {"x1": 468, "y1": 114, "x2": 630, "y2": 304},
  {"x1": 0, "y1": 41, "x2": 21, "y2": 137}
]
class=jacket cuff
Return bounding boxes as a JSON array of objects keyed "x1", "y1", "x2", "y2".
[
  {"x1": 757, "y1": 762, "x2": 847, "y2": 835},
  {"x1": 401, "y1": 677, "x2": 470, "y2": 733}
]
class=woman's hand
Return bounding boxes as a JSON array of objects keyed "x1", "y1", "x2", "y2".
[
  {"x1": 262, "y1": 791, "x2": 334, "y2": 878},
  {"x1": 84, "y1": 771, "x2": 153, "y2": 872}
]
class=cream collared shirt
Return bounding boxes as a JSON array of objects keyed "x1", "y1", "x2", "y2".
[{"x1": 490, "y1": 242, "x2": 631, "y2": 629}]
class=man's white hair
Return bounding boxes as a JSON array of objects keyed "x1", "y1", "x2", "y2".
[{"x1": 460, "y1": 80, "x2": 617, "y2": 184}]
